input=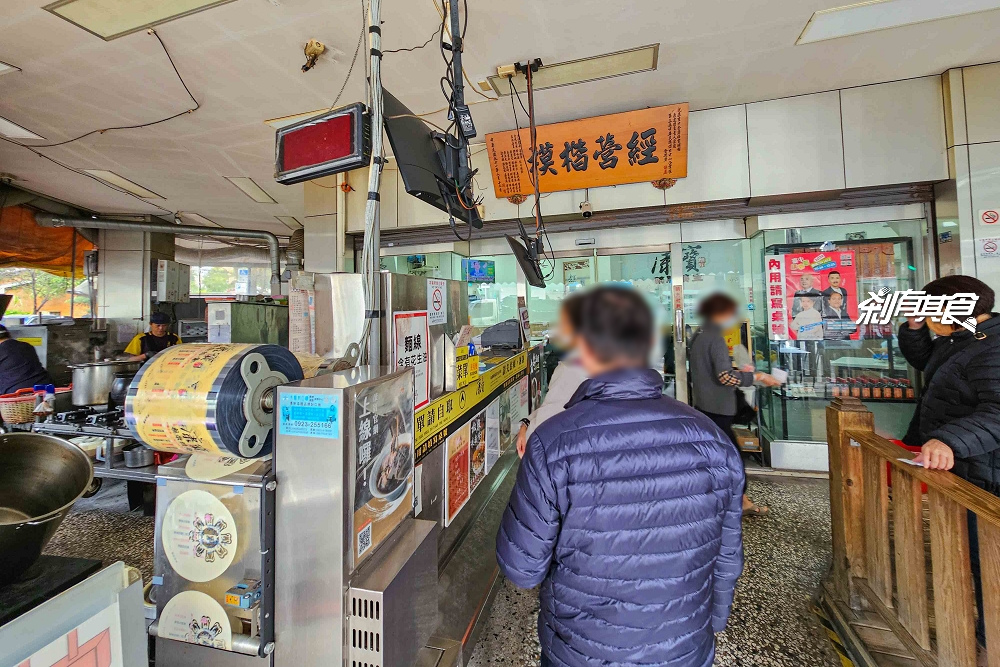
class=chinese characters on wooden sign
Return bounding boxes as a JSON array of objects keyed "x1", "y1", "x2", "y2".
[{"x1": 485, "y1": 103, "x2": 689, "y2": 198}]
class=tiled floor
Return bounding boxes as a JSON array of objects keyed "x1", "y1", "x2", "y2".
[
  {"x1": 469, "y1": 477, "x2": 842, "y2": 667},
  {"x1": 41, "y1": 477, "x2": 841, "y2": 667}
]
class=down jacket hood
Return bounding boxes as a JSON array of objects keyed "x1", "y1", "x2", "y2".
[{"x1": 497, "y1": 367, "x2": 745, "y2": 667}]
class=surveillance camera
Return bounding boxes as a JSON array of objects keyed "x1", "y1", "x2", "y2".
[{"x1": 579, "y1": 201, "x2": 593, "y2": 219}]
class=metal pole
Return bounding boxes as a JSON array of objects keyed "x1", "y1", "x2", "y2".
[
  {"x1": 70, "y1": 230, "x2": 77, "y2": 318},
  {"x1": 35, "y1": 213, "x2": 283, "y2": 296},
  {"x1": 362, "y1": 0, "x2": 384, "y2": 372},
  {"x1": 526, "y1": 64, "x2": 542, "y2": 239},
  {"x1": 449, "y1": 0, "x2": 463, "y2": 109}
]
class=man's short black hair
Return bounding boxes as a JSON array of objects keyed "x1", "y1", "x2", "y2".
[
  {"x1": 562, "y1": 292, "x2": 585, "y2": 332},
  {"x1": 923, "y1": 275, "x2": 995, "y2": 317},
  {"x1": 577, "y1": 286, "x2": 653, "y2": 364},
  {"x1": 828, "y1": 270, "x2": 841, "y2": 277}
]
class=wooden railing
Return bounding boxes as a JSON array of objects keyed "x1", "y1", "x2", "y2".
[{"x1": 826, "y1": 396, "x2": 1000, "y2": 667}]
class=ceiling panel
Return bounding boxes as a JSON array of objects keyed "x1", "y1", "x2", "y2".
[{"x1": 1, "y1": 0, "x2": 1000, "y2": 231}]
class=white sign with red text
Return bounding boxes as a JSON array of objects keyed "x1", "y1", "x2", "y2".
[{"x1": 393, "y1": 311, "x2": 430, "y2": 409}]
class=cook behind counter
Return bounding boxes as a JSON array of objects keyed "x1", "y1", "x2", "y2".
[{"x1": 0, "y1": 325, "x2": 52, "y2": 395}]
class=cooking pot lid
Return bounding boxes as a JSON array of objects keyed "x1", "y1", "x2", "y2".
[{"x1": 70, "y1": 360, "x2": 141, "y2": 369}]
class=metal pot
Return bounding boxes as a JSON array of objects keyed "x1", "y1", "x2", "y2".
[
  {"x1": 69, "y1": 360, "x2": 141, "y2": 407},
  {"x1": 0, "y1": 432, "x2": 94, "y2": 584},
  {"x1": 109, "y1": 371, "x2": 133, "y2": 407}
]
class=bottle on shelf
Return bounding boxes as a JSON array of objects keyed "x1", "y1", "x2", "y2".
[
  {"x1": 892, "y1": 379, "x2": 904, "y2": 400},
  {"x1": 902, "y1": 379, "x2": 915, "y2": 400},
  {"x1": 872, "y1": 377, "x2": 883, "y2": 400}
]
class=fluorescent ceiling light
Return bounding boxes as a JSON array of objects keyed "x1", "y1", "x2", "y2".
[
  {"x1": 179, "y1": 212, "x2": 221, "y2": 227},
  {"x1": 0, "y1": 61, "x2": 21, "y2": 77},
  {"x1": 226, "y1": 177, "x2": 277, "y2": 204},
  {"x1": 797, "y1": 0, "x2": 1000, "y2": 44},
  {"x1": 0, "y1": 116, "x2": 44, "y2": 141},
  {"x1": 44, "y1": 0, "x2": 237, "y2": 41},
  {"x1": 83, "y1": 170, "x2": 164, "y2": 198},
  {"x1": 488, "y1": 45, "x2": 658, "y2": 96},
  {"x1": 276, "y1": 216, "x2": 302, "y2": 230}
]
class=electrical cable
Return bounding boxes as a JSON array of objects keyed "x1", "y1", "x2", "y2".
[
  {"x1": 384, "y1": 113, "x2": 451, "y2": 135},
  {"x1": 0, "y1": 136, "x2": 175, "y2": 215},
  {"x1": 383, "y1": 25, "x2": 439, "y2": 53},
  {"x1": 17, "y1": 30, "x2": 199, "y2": 150},
  {"x1": 328, "y1": 0, "x2": 366, "y2": 112},
  {"x1": 357, "y1": 0, "x2": 387, "y2": 365}
]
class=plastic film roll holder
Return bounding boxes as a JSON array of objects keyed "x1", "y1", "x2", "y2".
[{"x1": 125, "y1": 345, "x2": 437, "y2": 667}]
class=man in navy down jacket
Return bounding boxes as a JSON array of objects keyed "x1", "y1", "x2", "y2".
[{"x1": 497, "y1": 286, "x2": 745, "y2": 667}]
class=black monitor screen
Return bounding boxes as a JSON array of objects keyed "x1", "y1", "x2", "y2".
[{"x1": 506, "y1": 235, "x2": 546, "y2": 288}]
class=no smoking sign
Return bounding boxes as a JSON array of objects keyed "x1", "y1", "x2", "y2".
[
  {"x1": 979, "y1": 238, "x2": 1000, "y2": 259},
  {"x1": 981, "y1": 209, "x2": 1000, "y2": 225},
  {"x1": 426, "y1": 278, "x2": 448, "y2": 325}
]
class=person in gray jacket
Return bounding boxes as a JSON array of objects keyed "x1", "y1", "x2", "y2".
[{"x1": 689, "y1": 293, "x2": 782, "y2": 516}]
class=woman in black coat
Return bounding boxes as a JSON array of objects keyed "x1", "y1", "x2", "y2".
[{"x1": 898, "y1": 274, "x2": 1000, "y2": 648}]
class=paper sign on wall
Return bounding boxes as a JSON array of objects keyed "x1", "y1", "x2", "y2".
[
  {"x1": 427, "y1": 279, "x2": 447, "y2": 326},
  {"x1": 980, "y1": 209, "x2": 1000, "y2": 226},
  {"x1": 393, "y1": 311, "x2": 430, "y2": 409},
  {"x1": 979, "y1": 238, "x2": 1000, "y2": 258}
]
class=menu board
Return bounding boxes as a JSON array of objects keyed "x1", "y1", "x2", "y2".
[
  {"x1": 528, "y1": 345, "x2": 544, "y2": 413},
  {"x1": 352, "y1": 373, "x2": 414, "y2": 564},
  {"x1": 509, "y1": 377, "x2": 529, "y2": 439},
  {"x1": 444, "y1": 423, "x2": 471, "y2": 526},
  {"x1": 485, "y1": 399, "x2": 501, "y2": 473},
  {"x1": 469, "y1": 410, "x2": 487, "y2": 492}
]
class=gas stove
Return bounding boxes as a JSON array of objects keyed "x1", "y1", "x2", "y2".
[{"x1": 34, "y1": 406, "x2": 132, "y2": 438}]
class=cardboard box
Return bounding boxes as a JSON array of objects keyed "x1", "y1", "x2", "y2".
[{"x1": 733, "y1": 427, "x2": 761, "y2": 452}]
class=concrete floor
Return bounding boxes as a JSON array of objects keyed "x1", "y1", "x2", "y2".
[
  {"x1": 468, "y1": 477, "x2": 842, "y2": 667},
  {"x1": 43, "y1": 479, "x2": 156, "y2": 581}
]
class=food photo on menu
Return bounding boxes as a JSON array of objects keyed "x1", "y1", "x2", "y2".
[{"x1": 352, "y1": 375, "x2": 414, "y2": 561}]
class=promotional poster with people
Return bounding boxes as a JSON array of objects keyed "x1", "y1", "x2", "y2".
[{"x1": 784, "y1": 251, "x2": 859, "y2": 341}]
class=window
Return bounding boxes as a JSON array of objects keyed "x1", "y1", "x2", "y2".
[
  {"x1": 0, "y1": 267, "x2": 92, "y2": 320},
  {"x1": 189, "y1": 266, "x2": 273, "y2": 296},
  {"x1": 466, "y1": 255, "x2": 519, "y2": 328}
]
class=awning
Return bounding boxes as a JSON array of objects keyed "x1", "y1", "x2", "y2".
[{"x1": 0, "y1": 205, "x2": 94, "y2": 278}]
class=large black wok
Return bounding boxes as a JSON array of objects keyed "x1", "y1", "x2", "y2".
[{"x1": 0, "y1": 433, "x2": 93, "y2": 584}]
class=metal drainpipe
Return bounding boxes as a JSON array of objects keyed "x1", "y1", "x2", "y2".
[
  {"x1": 34, "y1": 213, "x2": 283, "y2": 295},
  {"x1": 336, "y1": 173, "x2": 347, "y2": 272}
]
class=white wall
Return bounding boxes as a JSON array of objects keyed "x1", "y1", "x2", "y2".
[
  {"x1": 941, "y1": 63, "x2": 1000, "y2": 294},
  {"x1": 337, "y1": 75, "x2": 947, "y2": 233}
]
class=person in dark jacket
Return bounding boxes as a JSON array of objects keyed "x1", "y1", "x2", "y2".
[
  {"x1": 898, "y1": 275, "x2": 1000, "y2": 647},
  {"x1": 496, "y1": 286, "x2": 745, "y2": 667},
  {"x1": 0, "y1": 324, "x2": 52, "y2": 396}
]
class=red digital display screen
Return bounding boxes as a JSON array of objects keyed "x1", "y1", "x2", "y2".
[{"x1": 279, "y1": 112, "x2": 355, "y2": 172}]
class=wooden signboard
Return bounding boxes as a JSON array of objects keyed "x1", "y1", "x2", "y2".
[{"x1": 485, "y1": 103, "x2": 688, "y2": 198}]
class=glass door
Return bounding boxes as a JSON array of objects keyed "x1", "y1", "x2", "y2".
[
  {"x1": 527, "y1": 252, "x2": 596, "y2": 340},
  {"x1": 675, "y1": 239, "x2": 758, "y2": 402}
]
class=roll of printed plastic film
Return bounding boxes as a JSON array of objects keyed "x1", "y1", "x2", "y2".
[{"x1": 125, "y1": 343, "x2": 303, "y2": 458}]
